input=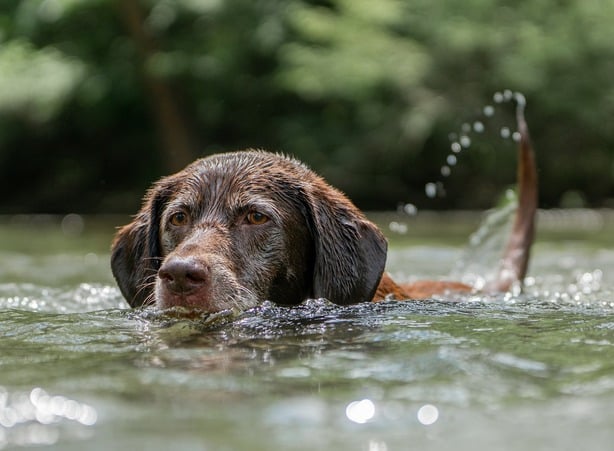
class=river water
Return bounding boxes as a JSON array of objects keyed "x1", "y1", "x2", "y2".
[{"x1": 1, "y1": 211, "x2": 613, "y2": 450}]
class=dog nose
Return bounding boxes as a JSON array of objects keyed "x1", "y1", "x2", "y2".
[{"x1": 158, "y1": 257, "x2": 209, "y2": 294}]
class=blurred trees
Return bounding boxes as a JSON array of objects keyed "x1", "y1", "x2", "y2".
[{"x1": 0, "y1": 0, "x2": 613, "y2": 213}]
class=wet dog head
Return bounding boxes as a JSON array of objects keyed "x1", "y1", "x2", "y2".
[{"x1": 111, "y1": 151, "x2": 387, "y2": 312}]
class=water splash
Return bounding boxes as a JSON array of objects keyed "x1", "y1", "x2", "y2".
[
  {"x1": 424, "y1": 181, "x2": 445, "y2": 199},
  {"x1": 449, "y1": 190, "x2": 518, "y2": 290},
  {"x1": 424, "y1": 90, "x2": 527, "y2": 199}
]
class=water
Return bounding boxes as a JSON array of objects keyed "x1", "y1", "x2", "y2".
[
  {"x1": 1, "y1": 213, "x2": 614, "y2": 450},
  {"x1": 427, "y1": 90, "x2": 526, "y2": 199}
]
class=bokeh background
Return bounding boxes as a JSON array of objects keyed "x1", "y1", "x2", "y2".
[{"x1": 1, "y1": 0, "x2": 613, "y2": 214}]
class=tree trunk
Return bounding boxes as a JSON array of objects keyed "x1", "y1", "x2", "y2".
[{"x1": 118, "y1": 0, "x2": 197, "y2": 173}]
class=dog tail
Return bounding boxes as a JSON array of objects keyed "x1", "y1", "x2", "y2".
[{"x1": 489, "y1": 94, "x2": 538, "y2": 292}]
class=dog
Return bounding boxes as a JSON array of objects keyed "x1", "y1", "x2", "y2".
[{"x1": 111, "y1": 105, "x2": 537, "y2": 312}]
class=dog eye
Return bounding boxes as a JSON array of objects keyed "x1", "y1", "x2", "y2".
[
  {"x1": 245, "y1": 211, "x2": 269, "y2": 225},
  {"x1": 169, "y1": 211, "x2": 189, "y2": 227}
]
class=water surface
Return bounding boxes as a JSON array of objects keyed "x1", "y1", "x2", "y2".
[{"x1": 1, "y1": 212, "x2": 614, "y2": 450}]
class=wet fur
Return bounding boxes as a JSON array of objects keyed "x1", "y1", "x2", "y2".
[{"x1": 111, "y1": 151, "x2": 387, "y2": 311}]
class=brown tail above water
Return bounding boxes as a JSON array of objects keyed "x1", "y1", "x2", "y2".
[
  {"x1": 488, "y1": 94, "x2": 538, "y2": 292},
  {"x1": 374, "y1": 96, "x2": 538, "y2": 300}
]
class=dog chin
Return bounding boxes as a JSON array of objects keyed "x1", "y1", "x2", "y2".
[{"x1": 154, "y1": 283, "x2": 258, "y2": 313}]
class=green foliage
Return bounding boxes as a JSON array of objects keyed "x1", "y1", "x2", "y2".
[
  {"x1": 0, "y1": 39, "x2": 85, "y2": 121},
  {"x1": 279, "y1": 0, "x2": 430, "y2": 100},
  {"x1": 0, "y1": 0, "x2": 613, "y2": 213}
]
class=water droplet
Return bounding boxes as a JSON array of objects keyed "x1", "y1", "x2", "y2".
[
  {"x1": 425, "y1": 182, "x2": 438, "y2": 198},
  {"x1": 389, "y1": 221, "x2": 408, "y2": 234},
  {"x1": 417, "y1": 404, "x2": 439, "y2": 425},
  {"x1": 493, "y1": 92, "x2": 504, "y2": 103},
  {"x1": 84, "y1": 253, "x2": 99, "y2": 265},
  {"x1": 461, "y1": 122, "x2": 471, "y2": 133},
  {"x1": 500, "y1": 127, "x2": 511, "y2": 139},
  {"x1": 346, "y1": 399, "x2": 375, "y2": 424},
  {"x1": 61, "y1": 214, "x2": 84, "y2": 236},
  {"x1": 446, "y1": 154, "x2": 457, "y2": 166},
  {"x1": 459, "y1": 135, "x2": 471, "y2": 148},
  {"x1": 512, "y1": 131, "x2": 521, "y2": 142},
  {"x1": 403, "y1": 203, "x2": 418, "y2": 216},
  {"x1": 483, "y1": 105, "x2": 495, "y2": 117},
  {"x1": 503, "y1": 89, "x2": 513, "y2": 101},
  {"x1": 514, "y1": 92, "x2": 526, "y2": 107},
  {"x1": 441, "y1": 166, "x2": 451, "y2": 176},
  {"x1": 451, "y1": 142, "x2": 462, "y2": 153},
  {"x1": 473, "y1": 121, "x2": 485, "y2": 133},
  {"x1": 368, "y1": 440, "x2": 389, "y2": 451}
]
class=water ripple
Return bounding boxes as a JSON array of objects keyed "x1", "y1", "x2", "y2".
[{"x1": 0, "y1": 283, "x2": 128, "y2": 313}]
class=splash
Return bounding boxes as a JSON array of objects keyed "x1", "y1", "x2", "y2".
[
  {"x1": 422, "y1": 90, "x2": 537, "y2": 294},
  {"x1": 425, "y1": 90, "x2": 526, "y2": 199},
  {"x1": 449, "y1": 189, "x2": 518, "y2": 291}
]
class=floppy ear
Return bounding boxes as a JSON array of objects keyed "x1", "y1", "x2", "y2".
[
  {"x1": 302, "y1": 181, "x2": 388, "y2": 305},
  {"x1": 110, "y1": 186, "x2": 167, "y2": 307}
]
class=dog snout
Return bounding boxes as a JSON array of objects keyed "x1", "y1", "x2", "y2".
[{"x1": 158, "y1": 257, "x2": 209, "y2": 295}]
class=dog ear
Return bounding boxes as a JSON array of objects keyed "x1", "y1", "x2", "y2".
[
  {"x1": 110, "y1": 185, "x2": 167, "y2": 307},
  {"x1": 301, "y1": 181, "x2": 388, "y2": 305}
]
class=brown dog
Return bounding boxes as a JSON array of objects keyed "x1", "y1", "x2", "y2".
[{"x1": 111, "y1": 105, "x2": 537, "y2": 312}]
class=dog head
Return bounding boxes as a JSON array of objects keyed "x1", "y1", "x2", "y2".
[{"x1": 111, "y1": 150, "x2": 387, "y2": 312}]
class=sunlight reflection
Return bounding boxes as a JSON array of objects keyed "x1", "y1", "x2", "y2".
[
  {"x1": 29, "y1": 388, "x2": 97, "y2": 426},
  {"x1": 417, "y1": 404, "x2": 439, "y2": 426},
  {"x1": 388, "y1": 221, "x2": 408, "y2": 234},
  {"x1": 0, "y1": 386, "x2": 97, "y2": 448},
  {"x1": 368, "y1": 439, "x2": 388, "y2": 451},
  {"x1": 346, "y1": 399, "x2": 375, "y2": 424}
]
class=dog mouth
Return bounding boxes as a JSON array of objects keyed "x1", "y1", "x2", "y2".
[{"x1": 154, "y1": 266, "x2": 259, "y2": 313}]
